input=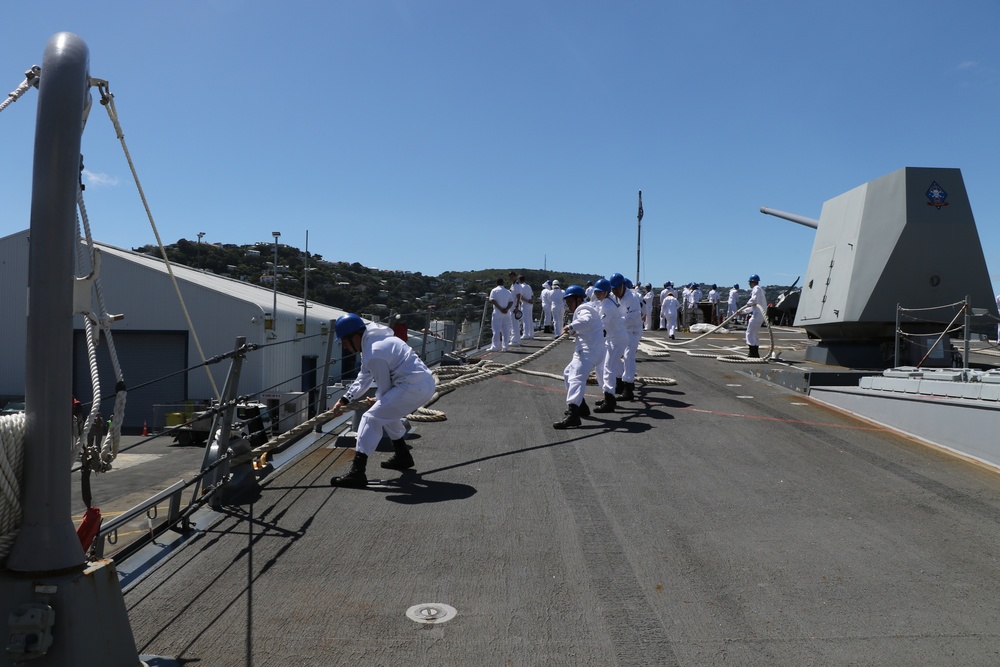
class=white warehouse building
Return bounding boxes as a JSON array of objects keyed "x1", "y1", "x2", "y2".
[{"x1": 1, "y1": 230, "x2": 357, "y2": 432}]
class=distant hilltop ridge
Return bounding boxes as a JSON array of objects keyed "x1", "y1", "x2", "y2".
[{"x1": 134, "y1": 239, "x2": 791, "y2": 321}]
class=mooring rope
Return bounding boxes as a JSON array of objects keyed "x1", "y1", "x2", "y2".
[{"x1": 0, "y1": 413, "x2": 26, "y2": 564}]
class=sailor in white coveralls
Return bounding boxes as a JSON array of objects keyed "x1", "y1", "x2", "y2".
[
  {"x1": 659, "y1": 282, "x2": 674, "y2": 330},
  {"x1": 516, "y1": 275, "x2": 535, "y2": 340},
  {"x1": 540, "y1": 281, "x2": 553, "y2": 331},
  {"x1": 487, "y1": 278, "x2": 514, "y2": 351},
  {"x1": 617, "y1": 275, "x2": 644, "y2": 401},
  {"x1": 592, "y1": 278, "x2": 626, "y2": 414},
  {"x1": 742, "y1": 274, "x2": 768, "y2": 358},
  {"x1": 553, "y1": 285, "x2": 602, "y2": 429},
  {"x1": 660, "y1": 290, "x2": 679, "y2": 339},
  {"x1": 549, "y1": 280, "x2": 566, "y2": 331},
  {"x1": 329, "y1": 315, "x2": 437, "y2": 487},
  {"x1": 727, "y1": 284, "x2": 740, "y2": 324}
]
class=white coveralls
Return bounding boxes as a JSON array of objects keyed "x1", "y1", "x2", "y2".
[
  {"x1": 563, "y1": 300, "x2": 604, "y2": 407},
  {"x1": 620, "y1": 288, "x2": 643, "y2": 384},
  {"x1": 743, "y1": 284, "x2": 768, "y2": 346},
  {"x1": 341, "y1": 324, "x2": 436, "y2": 457},
  {"x1": 518, "y1": 282, "x2": 535, "y2": 340},
  {"x1": 641, "y1": 290, "x2": 653, "y2": 330},
  {"x1": 596, "y1": 295, "x2": 627, "y2": 394},
  {"x1": 708, "y1": 289, "x2": 720, "y2": 323},
  {"x1": 660, "y1": 294, "x2": 679, "y2": 338},
  {"x1": 488, "y1": 285, "x2": 514, "y2": 351},
  {"x1": 540, "y1": 284, "x2": 553, "y2": 329},
  {"x1": 508, "y1": 280, "x2": 524, "y2": 346},
  {"x1": 549, "y1": 286, "x2": 566, "y2": 330},
  {"x1": 727, "y1": 288, "x2": 740, "y2": 323},
  {"x1": 658, "y1": 289, "x2": 672, "y2": 330}
]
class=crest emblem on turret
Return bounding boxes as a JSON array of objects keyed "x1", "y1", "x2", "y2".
[{"x1": 926, "y1": 181, "x2": 949, "y2": 208}]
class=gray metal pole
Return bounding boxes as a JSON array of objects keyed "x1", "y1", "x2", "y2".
[
  {"x1": 964, "y1": 295, "x2": 970, "y2": 372},
  {"x1": 315, "y1": 320, "x2": 336, "y2": 433},
  {"x1": 6, "y1": 32, "x2": 90, "y2": 574},
  {"x1": 892, "y1": 303, "x2": 899, "y2": 368}
]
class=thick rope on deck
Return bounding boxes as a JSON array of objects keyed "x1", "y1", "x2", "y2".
[
  {"x1": 0, "y1": 413, "x2": 26, "y2": 564},
  {"x1": 655, "y1": 305, "x2": 778, "y2": 363}
]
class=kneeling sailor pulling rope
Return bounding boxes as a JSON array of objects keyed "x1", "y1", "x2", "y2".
[{"x1": 329, "y1": 314, "x2": 436, "y2": 488}]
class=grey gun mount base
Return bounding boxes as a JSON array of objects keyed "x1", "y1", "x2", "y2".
[{"x1": 763, "y1": 167, "x2": 998, "y2": 369}]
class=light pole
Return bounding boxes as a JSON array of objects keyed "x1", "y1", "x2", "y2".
[
  {"x1": 272, "y1": 231, "x2": 281, "y2": 333},
  {"x1": 196, "y1": 231, "x2": 205, "y2": 268}
]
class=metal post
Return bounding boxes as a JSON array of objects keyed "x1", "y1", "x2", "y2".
[
  {"x1": 7, "y1": 32, "x2": 90, "y2": 574},
  {"x1": 635, "y1": 190, "x2": 643, "y2": 286},
  {"x1": 420, "y1": 309, "x2": 431, "y2": 361},
  {"x1": 316, "y1": 320, "x2": 336, "y2": 433},
  {"x1": 963, "y1": 295, "x2": 970, "y2": 372},
  {"x1": 892, "y1": 303, "x2": 899, "y2": 368},
  {"x1": 0, "y1": 32, "x2": 149, "y2": 667},
  {"x1": 272, "y1": 230, "x2": 280, "y2": 333},
  {"x1": 302, "y1": 230, "x2": 309, "y2": 334}
]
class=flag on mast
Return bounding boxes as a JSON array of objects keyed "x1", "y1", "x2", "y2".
[{"x1": 637, "y1": 191, "x2": 643, "y2": 222}]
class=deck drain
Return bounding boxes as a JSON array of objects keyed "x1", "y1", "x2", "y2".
[{"x1": 406, "y1": 603, "x2": 457, "y2": 624}]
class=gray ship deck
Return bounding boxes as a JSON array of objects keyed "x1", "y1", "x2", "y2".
[{"x1": 124, "y1": 329, "x2": 1000, "y2": 666}]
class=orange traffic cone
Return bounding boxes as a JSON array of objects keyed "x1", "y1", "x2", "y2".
[{"x1": 142, "y1": 420, "x2": 148, "y2": 436}]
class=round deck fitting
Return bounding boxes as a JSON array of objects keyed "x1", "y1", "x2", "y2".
[{"x1": 405, "y1": 602, "x2": 457, "y2": 624}]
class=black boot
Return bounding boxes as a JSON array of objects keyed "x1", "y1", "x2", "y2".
[
  {"x1": 331, "y1": 452, "x2": 368, "y2": 488},
  {"x1": 578, "y1": 399, "x2": 591, "y2": 418},
  {"x1": 617, "y1": 381, "x2": 635, "y2": 402},
  {"x1": 381, "y1": 438, "x2": 415, "y2": 470},
  {"x1": 594, "y1": 392, "x2": 616, "y2": 413},
  {"x1": 748, "y1": 345, "x2": 760, "y2": 358},
  {"x1": 553, "y1": 403, "x2": 582, "y2": 429},
  {"x1": 615, "y1": 377, "x2": 624, "y2": 395}
]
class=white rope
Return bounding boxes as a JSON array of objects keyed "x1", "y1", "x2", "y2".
[
  {"x1": 94, "y1": 79, "x2": 220, "y2": 401},
  {"x1": 654, "y1": 305, "x2": 778, "y2": 364},
  {"x1": 0, "y1": 66, "x2": 39, "y2": 114},
  {"x1": 0, "y1": 413, "x2": 26, "y2": 564},
  {"x1": 76, "y1": 194, "x2": 127, "y2": 471}
]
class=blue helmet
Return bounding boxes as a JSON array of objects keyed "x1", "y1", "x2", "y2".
[
  {"x1": 624, "y1": 278, "x2": 634, "y2": 289},
  {"x1": 608, "y1": 273, "x2": 626, "y2": 289},
  {"x1": 334, "y1": 313, "x2": 366, "y2": 340},
  {"x1": 593, "y1": 278, "x2": 612, "y2": 293},
  {"x1": 734, "y1": 284, "x2": 740, "y2": 289},
  {"x1": 748, "y1": 274, "x2": 760, "y2": 283},
  {"x1": 563, "y1": 285, "x2": 586, "y2": 299}
]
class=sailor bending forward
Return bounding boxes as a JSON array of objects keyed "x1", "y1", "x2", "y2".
[
  {"x1": 554, "y1": 285, "x2": 603, "y2": 429},
  {"x1": 330, "y1": 314, "x2": 436, "y2": 488}
]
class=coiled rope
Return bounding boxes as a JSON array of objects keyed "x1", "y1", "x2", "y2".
[
  {"x1": 0, "y1": 413, "x2": 26, "y2": 564},
  {"x1": 658, "y1": 305, "x2": 778, "y2": 363}
]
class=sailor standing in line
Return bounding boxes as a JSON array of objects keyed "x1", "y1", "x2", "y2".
[
  {"x1": 591, "y1": 278, "x2": 626, "y2": 413},
  {"x1": 708, "y1": 284, "x2": 720, "y2": 324},
  {"x1": 553, "y1": 285, "x2": 602, "y2": 429},
  {"x1": 540, "y1": 280, "x2": 553, "y2": 332},
  {"x1": 727, "y1": 284, "x2": 740, "y2": 324},
  {"x1": 680, "y1": 284, "x2": 692, "y2": 328},
  {"x1": 641, "y1": 283, "x2": 654, "y2": 330},
  {"x1": 616, "y1": 274, "x2": 644, "y2": 401},
  {"x1": 585, "y1": 281, "x2": 595, "y2": 302},
  {"x1": 549, "y1": 280, "x2": 566, "y2": 331},
  {"x1": 488, "y1": 278, "x2": 514, "y2": 352},
  {"x1": 742, "y1": 274, "x2": 768, "y2": 358},
  {"x1": 507, "y1": 271, "x2": 523, "y2": 347},
  {"x1": 518, "y1": 276, "x2": 535, "y2": 340},
  {"x1": 660, "y1": 289, "x2": 680, "y2": 339},
  {"x1": 329, "y1": 314, "x2": 437, "y2": 487},
  {"x1": 659, "y1": 282, "x2": 674, "y2": 330}
]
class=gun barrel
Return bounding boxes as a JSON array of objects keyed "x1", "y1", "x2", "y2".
[{"x1": 760, "y1": 206, "x2": 820, "y2": 229}]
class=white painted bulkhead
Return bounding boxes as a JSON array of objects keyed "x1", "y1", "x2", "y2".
[{"x1": 0, "y1": 230, "x2": 353, "y2": 429}]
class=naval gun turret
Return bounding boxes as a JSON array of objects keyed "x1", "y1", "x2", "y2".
[{"x1": 762, "y1": 166, "x2": 998, "y2": 367}]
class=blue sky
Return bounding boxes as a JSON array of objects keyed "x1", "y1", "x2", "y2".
[{"x1": 2, "y1": 1, "x2": 1000, "y2": 295}]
